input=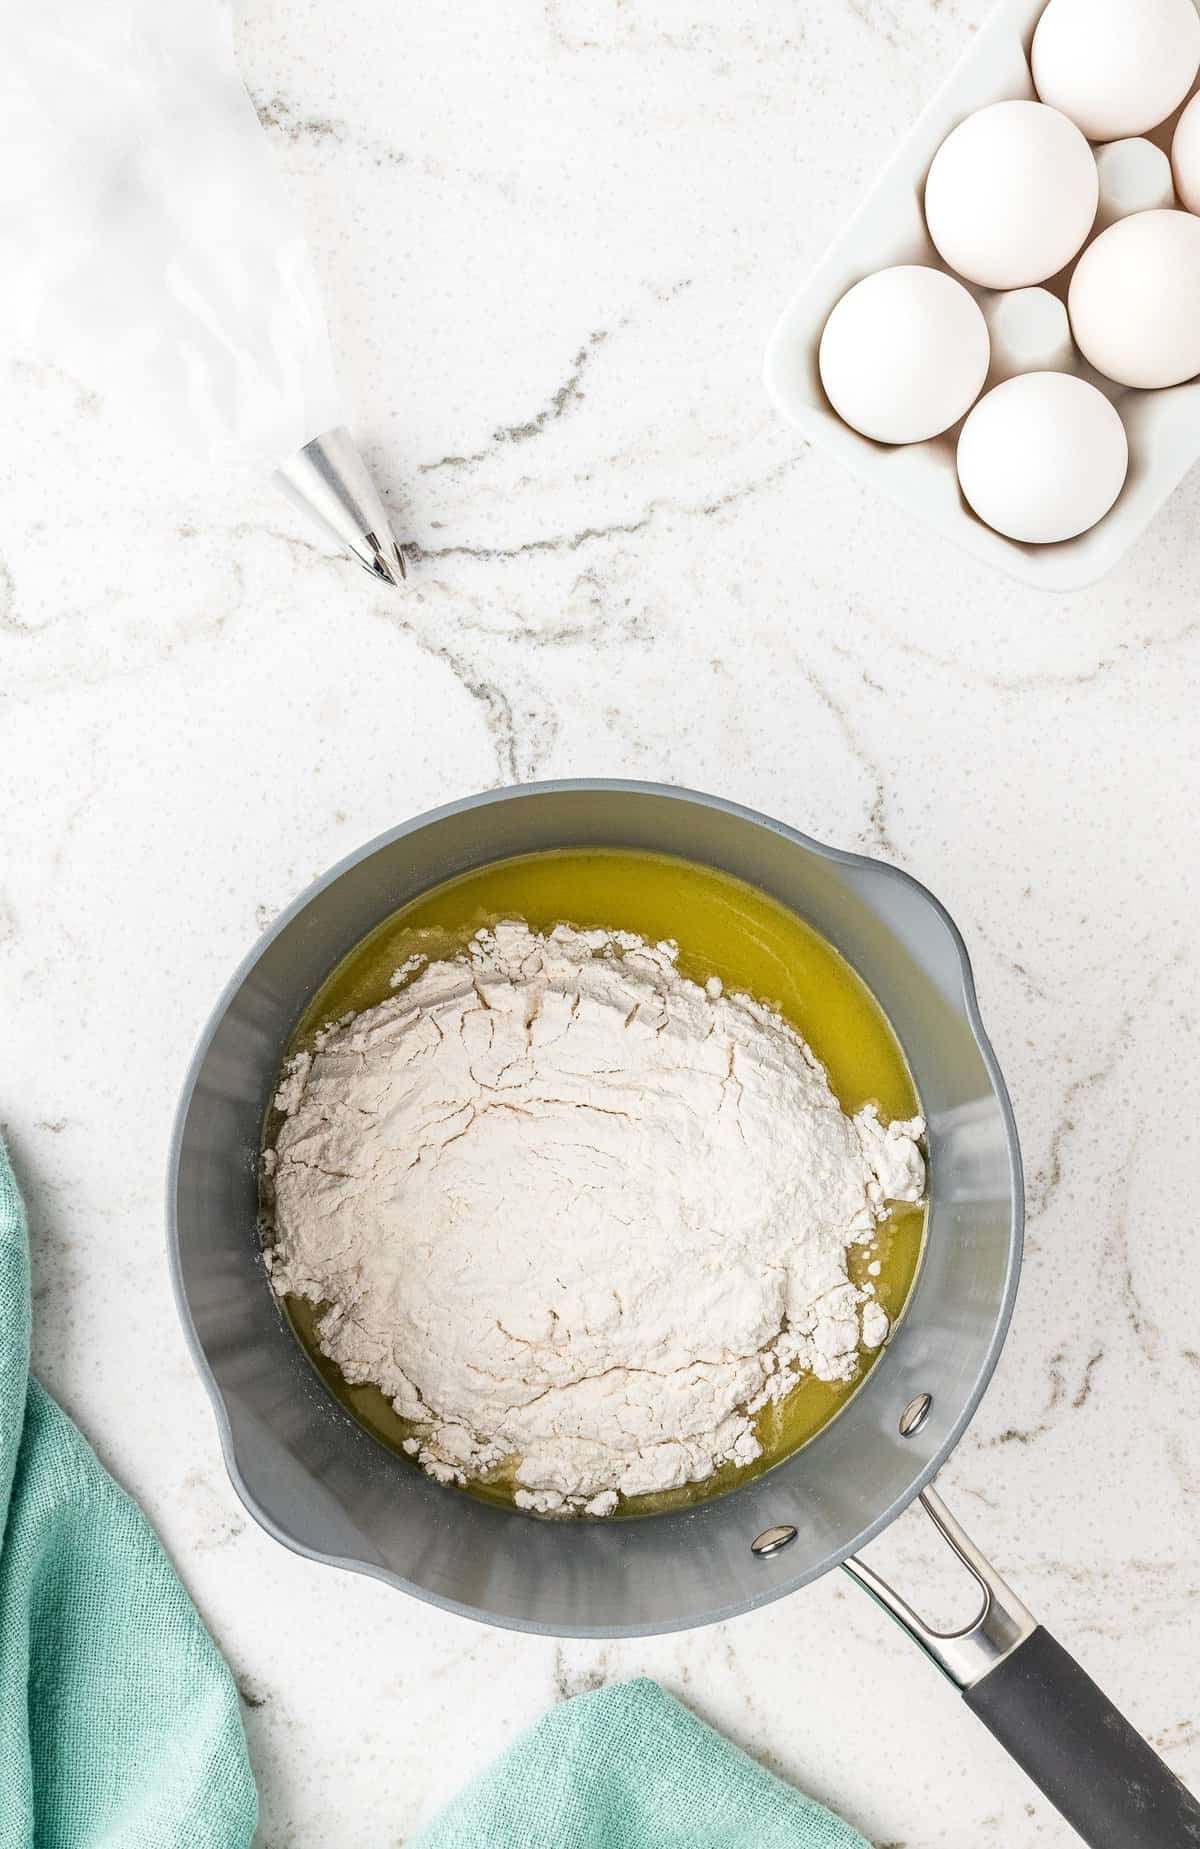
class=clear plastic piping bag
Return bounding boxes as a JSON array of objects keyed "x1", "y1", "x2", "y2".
[{"x1": 0, "y1": 0, "x2": 343, "y2": 467}]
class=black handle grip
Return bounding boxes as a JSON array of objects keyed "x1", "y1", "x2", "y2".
[{"x1": 965, "y1": 1626, "x2": 1200, "y2": 1848}]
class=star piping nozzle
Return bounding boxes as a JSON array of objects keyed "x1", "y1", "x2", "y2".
[{"x1": 276, "y1": 427, "x2": 406, "y2": 587}]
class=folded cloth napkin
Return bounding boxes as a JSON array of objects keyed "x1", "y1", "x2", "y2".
[
  {"x1": 0, "y1": 1144, "x2": 257, "y2": 1847},
  {"x1": 412, "y1": 1677, "x2": 869, "y2": 1849}
]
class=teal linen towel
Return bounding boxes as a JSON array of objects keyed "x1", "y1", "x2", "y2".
[
  {"x1": 412, "y1": 1677, "x2": 870, "y2": 1849},
  {"x1": 0, "y1": 1143, "x2": 257, "y2": 1848}
]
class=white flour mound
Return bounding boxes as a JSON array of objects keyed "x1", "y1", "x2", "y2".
[{"x1": 265, "y1": 921, "x2": 925, "y2": 1516}]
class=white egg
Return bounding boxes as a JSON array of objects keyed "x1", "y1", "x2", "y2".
[
  {"x1": 957, "y1": 372, "x2": 1128, "y2": 543},
  {"x1": 1171, "y1": 91, "x2": 1200, "y2": 214},
  {"x1": 1032, "y1": 0, "x2": 1200, "y2": 142},
  {"x1": 924, "y1": 101, "x2": 1098, "y2": 290},
  {"x1": 818, "y1": 266, "x2": 989, "y2": 445},
  {"x1": 1069, "y1": 208, "x2": 1200, "y2": 387}
]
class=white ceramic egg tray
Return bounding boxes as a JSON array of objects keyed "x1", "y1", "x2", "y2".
[{"x1": 765, "y1": 0, "x2": 1200, "y2": 590}]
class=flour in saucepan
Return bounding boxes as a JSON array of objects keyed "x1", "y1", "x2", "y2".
[{"x1": 264, "y1": 921, "x2": 924, "y2": 1516}]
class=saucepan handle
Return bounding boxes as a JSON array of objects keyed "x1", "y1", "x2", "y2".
[
  {"x1": 964, "y1": 1623, "x2": 1200, "y2": 1847},
  {"x1": 843, "y1": 1486, "x2": 1200, "y2": 1848}
]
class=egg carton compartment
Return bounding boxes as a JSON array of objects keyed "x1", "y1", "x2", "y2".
[{"x1": 765, "y1": 0, "x2": 1200, "y2": 590}]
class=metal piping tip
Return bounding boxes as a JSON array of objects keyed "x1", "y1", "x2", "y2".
[{"x1": 275, "y1": 427, "x2": 406, "y2": 588}]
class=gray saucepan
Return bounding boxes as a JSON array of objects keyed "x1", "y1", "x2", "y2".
[{"x1": 168, "y1": 780, "x2": 1200, "y2": 1848}]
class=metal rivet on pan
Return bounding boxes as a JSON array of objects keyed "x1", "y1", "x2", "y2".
[
  {"x1": 751, "y1": 1524, "x2": 798, "y2": 1558},
  {"x1": 899, "y1": 1392, "x2": 933, "y2": 1437}
]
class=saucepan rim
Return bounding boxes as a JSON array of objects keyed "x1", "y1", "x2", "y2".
[{"x1": 166, "y1": 777, "x2": 1023, "y2": 1635}]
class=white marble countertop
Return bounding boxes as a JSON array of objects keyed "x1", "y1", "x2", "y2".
[{"x1": 3, "y1": 2, "x2": 1198, "y2": 1843}]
